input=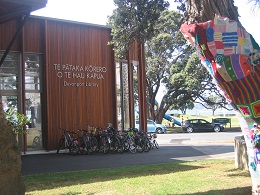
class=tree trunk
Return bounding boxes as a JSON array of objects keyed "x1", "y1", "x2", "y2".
[
  {"x1": 181, "y1": 0, "x2": 260, "y2": 194},
  {"x1": 184, "y1": 0, "x2": 239, "y2": 24},
  {"x1": 0, "y1": 107, "x2": 25, "y2": 195}
]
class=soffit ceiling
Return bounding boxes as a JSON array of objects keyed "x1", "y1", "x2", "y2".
[{"x1": 0, "y1": 0, "x2": 47, "y2": 24}]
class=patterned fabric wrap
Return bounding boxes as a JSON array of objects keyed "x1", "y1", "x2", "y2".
[
  {"x1": 181, "y1": 15, "x2": 260, "y2": 193},
  {"x1": 180, "y1": 15, "x2": 260, "y2": 83},
  {"x1": 180, "y1": 15, "x2": 260, "y2": 119}
]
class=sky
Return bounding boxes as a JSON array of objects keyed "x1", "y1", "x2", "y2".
[
  {"x1": 31, "y1": 0, "x2": 260, "y2": 105},
  {"x1": 32, "y1": 0, "x2": 260, "y2": 43}
]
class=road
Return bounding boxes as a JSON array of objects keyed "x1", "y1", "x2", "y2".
[
  {"x1": 157, "y1": 131, "x2": 240, "y2": 145},
  {"x1": 21, "y1": 132, "x2": 242, "y2": 176}
]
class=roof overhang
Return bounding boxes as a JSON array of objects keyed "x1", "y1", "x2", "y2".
[{"x1": 0, "y1": 0, "x2": 47, "y2": 24}]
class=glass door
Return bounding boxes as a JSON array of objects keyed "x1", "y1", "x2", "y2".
[
  {"x1": 25, "y1": 53, "x2": 42, "y2": 150},
  {"x1": 0, "y1": 51, "x2": 43, "y2": 151}
]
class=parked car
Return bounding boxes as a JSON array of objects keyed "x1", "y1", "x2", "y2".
[
  {"x1": 182, "y1": 118, "x2": 224, "y2": 133},
  {"x1": 135, "y1": 119, "x2": 167, "y2": 134}
]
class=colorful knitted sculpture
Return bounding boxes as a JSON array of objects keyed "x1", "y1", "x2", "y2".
[
  {"x1": 180, "y1": 14, "x2": 260, "y2": 190},
  {"x1": 180, "y1": 15, "x2": 260, "y2": 125}
]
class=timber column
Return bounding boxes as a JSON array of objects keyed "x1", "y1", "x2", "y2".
[{"x1": 137, "y1": 41, "x2": 147, "y2": 132}]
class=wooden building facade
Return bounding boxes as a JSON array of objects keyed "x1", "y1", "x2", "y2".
[{"x1": 0, "y1": 16, "x2": 118, "y2": 151}]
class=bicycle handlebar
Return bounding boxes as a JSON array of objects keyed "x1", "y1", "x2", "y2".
[{"x1": 60, "y1": 128, "x2": 77, "y2": 134}]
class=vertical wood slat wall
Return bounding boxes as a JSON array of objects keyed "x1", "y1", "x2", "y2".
[{"x1": 0, "y1": 16, "x2": 117, "y2": 150}]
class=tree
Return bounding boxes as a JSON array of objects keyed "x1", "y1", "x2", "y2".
[
  {"x1": 174, "y1": 0, "x2": 239, "y2": 23},
  {"x1": 203, "y1": 95, "x2": 222, "y2": 116},
  {"x1": 145, "y1": 8, "x2": 230, "y2": 123},
  {"x1": 144, "y1": 9, "x2": 188, "y2": 121},
  {"x1": 108, "y1": 0, "x2": 169, "y2": 59},
  {"x1": 177, "y1": 0, "x2": 260, "y2": 193},
  {"x1": 170, "y1": 99, "x2": 194, "y2": 115},
  {"x1": 108, "y1": 0, "x2": 169, "y2": 131},
  {"x1": 153, "y1": 50, "x2": 215, "y2": 123}
]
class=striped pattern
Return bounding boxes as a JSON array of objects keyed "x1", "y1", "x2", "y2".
[
  {"x1": 219, "y1": 66, "x2": 260, "y2": 105},
  {"x1": 222, "y1": 32, "x2": 238, "y2": 46},
  {"x1": 231, "y1": 54, "x2": 251, "y2": 79}
]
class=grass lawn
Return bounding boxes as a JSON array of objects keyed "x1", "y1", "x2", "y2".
[{"x1": 24, "y1": 159, "x2": 252, "y2": 195}]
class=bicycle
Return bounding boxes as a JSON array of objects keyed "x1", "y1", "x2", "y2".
[
  {"x1": 96, "y1": 128, "x2": 110, "y2": 154},
  {"x1": 138, "y1": 131, "x2": 151, "y2": 152},
  {"x1": 76, "y1": 127, "x2": 98, "y2": 154},
  {"x1": 32, "y1": 130, "x2": 42, "y2": 147},
  {"x1": 56, "y1": 128, "x2": 80, "y2": 155},
  {"x1": 132, "y1": 128, "x2": 145, "y2": 153},
  {"x1": 147, "y1": 132, "x2": 159, "y2": 149},
  {"x1": 119, "y1": 128, "x2": 137, "y2": 153},
  {"x1": 106, "y1": 125, "x2": 124, "y2": 154}
]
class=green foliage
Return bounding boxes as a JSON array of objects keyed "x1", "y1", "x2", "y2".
[
  {"x1": 4, "y1": 107, "x2": 29, "y2": 134},
  {"x1": 108, "y1": 0, "x2": 169, "y2": 59},
  {"x1": 200, "y1": 94, "x2": 230, "y2": 116},
  {"x1": 144, "y1": 9, "x2": 191, "y2": 121},
  {"x1": 173, "y1": 0, "x2": 186, "y2": 13},
  {"x1": 165, "y1": 52, "x2": 210, "y2": 107}
]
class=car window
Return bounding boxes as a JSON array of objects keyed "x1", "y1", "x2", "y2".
[
  {"x1": 201, "y1": 119, "x2": 210, "y2": 124},
  {"x1": 147, "y1": 121, "x2": 153, "y2": 125},
  {"x1": 190, "y1": 120, "x2": 198, "y2": 124},
  {"x1": 200, "y1": 120, "x2": 207, "y2": 124}
]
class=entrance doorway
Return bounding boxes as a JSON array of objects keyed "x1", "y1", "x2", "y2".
[{"x1": 0, "y1": 51, "x2": 43, "y2": 151}]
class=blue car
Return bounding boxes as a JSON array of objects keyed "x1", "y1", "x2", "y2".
[{"x1": 135, "y1": 119, "x2": 167, "y2": 134}]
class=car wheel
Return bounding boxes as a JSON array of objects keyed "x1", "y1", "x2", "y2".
[
  {"x1": 186, "y1": 127, "x2": 194, "y2": 133},
  {"x1": 213, "y1": 125, "x2": 221, "y2": 132},
  {"x1": 156, "y1": 128, "x2": 163, "y2": 134}
]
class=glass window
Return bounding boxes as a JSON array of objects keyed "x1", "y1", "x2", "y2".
[
  {"x1": 25, "y1": 54, "x2": 41, "y2": 91},
  {"x1": 25, "y1": 53, "x2": 43, "y2": 150},
  {"x1": 1, "y1": 95, "x2": 18, "y2": 111},
  {"x1": 116, "y1": 61, "x2": 130, "y2": 130},
  {"x1": 147, "y1": 120, "x2": 153, "y2": 124},
  {"x1": 0, "y1": 52, "x2": 19, "y2": 90}
]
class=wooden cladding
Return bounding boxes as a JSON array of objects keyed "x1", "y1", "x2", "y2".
[
  {"x1": 45, "y1": 20, "x2": 117, "y2": 149},
  {"x1": 0, "y1": 19, "x2": 20, "y2": 51},
  {"x1": 0, "y1": 16, "x2": 117, "y2": 150},
  {"x1": 24, "y1": 17, "x2": 45, "y2": 53}
]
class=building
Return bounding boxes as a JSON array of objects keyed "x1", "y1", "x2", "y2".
[{"x1": 0, "y1": 0, "x2": 148, "y2": 153}]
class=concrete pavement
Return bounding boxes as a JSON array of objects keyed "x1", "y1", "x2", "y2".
[{"x1": 21, "y1": 132, "x2": 237, "y2": 176}]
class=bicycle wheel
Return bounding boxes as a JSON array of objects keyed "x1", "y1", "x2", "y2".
[
  {"x1": 143, "y1": 137, "x2": 151, "y2": 152},
  {"x1": 77, "y1": 137, "x2": 89, "y2": 155},
  {"x1": 135, "y1": 137, "x2": 144, "y2": 153},
  {"x1": 56, "y1": 137, "x2": 64, "y2": 154},
  {"x1": 153, "y1": 140, "x2": 159, "y2": 149},
  {"x1": 69, "y1": 139, "x2": 80, "y2": 155},
  {"x1": 109, "y1": 137, "x2": 120, "y2": 154},
  {"x1": 123, "y1": 140, "x2": 130, "y2": 152},
  {"x1": 116, "y1": 138, "x2": 124, "y2": 154},
  {"x1": 32, "y1": 136, "x2": 41, "y2": 146},
  {"x1": 98, "y1": 136, "x2": 109, "y2": 154},
  {"x1": 89, "y1": 137, "x2": 98, "y2": 153},
  {"x1": 128, "y1": 138, "x2": 137, "y2": 154}
]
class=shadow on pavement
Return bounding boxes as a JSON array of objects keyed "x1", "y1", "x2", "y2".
[{"x1": 22, "y1": 144, "x2": 234, "y2": 176}]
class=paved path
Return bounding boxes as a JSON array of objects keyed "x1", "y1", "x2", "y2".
[{"x1": 22, "y1": 133, "x2": 237, "y2": 176}]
